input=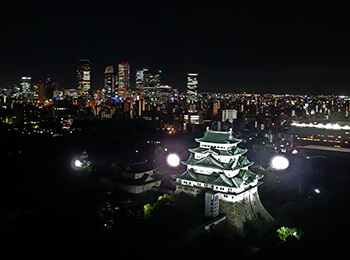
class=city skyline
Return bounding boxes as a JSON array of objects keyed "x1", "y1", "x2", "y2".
[{"x1": 1, "y1": 1, "x2": 349, "y2": 94}]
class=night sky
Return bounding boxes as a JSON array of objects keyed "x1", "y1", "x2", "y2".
[{"x1": 1, "y1": 0, "x2": 349, "y2": 94}]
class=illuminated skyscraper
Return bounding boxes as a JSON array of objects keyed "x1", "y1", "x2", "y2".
[
  {"x1": 143, "y1": 69, "x2": 161, "y2": 97},
  {"x1": 103, "y1": 65, "x2": 115, "y2": 98},
  {"x1": 136, "y1": 67, "x2": 148, "y2": 92},
  {"x1": 118, "y1": 62, "x2": 130, "y2": 96},
  {"x1": 186, "y1": 73, "x2": 199, "y2": 103},
  {"x1": 37, "y1": 81, "x2": 45, "y2": 105},
  {"x1": 144, "y1": 70, "x2": 161, "y2": 88},
  {"x1": 20, "y1": 76, "x2": 31, "y2": 98},
  {"x1": 77, "y1": 59, "x2": 91, "y2": 96}
]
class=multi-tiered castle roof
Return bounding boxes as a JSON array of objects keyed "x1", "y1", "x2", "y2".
[{"x1": 173, "y1": 129, "x2": 263, "y2": 202}]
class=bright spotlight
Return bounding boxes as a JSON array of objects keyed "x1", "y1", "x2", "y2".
[
  {"x1": 271, "y1": 156, "x2": 289, "y2": 170},
  {"x1": 74, "y1": 159, "x2": 82, "y2": 168},
  {"x1": 167, "y1": 153, "x2": 180, "y2": 167},
  {"x1": 314, "y1": 188, "x2": 321, "y2": 194}
]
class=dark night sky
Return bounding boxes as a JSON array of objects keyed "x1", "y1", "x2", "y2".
[{"x1": 1, "y1": 0, "x2": 350, "y2": 94}]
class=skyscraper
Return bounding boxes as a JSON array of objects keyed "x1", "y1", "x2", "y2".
[
  {"x1": 20, "y1": 76, "x2": 31, "y2": 98},
  {"x1": 103, "y1": 65, "x2": 115, "y2": 98},
  {"x1": 143, "y1": 69, "x2": 161, "y2": 97},
  {"x1": 77, "y1": 59, "x2": 91, "y2": 96},
  {"x1": 186, "y1": 73, "x2": 199, "y2": 103},
  {"x1": 37, "y1": 81, "x2": 45, "y2": 105},
  {"x1": 136, "y1": 67, "x2": 148, "y2": 92},
  {"x1": 144, "y1": 70, "x2": 161, "y2": 89},
  {"x1": 45, "y1": 74, "x2": 54, "y2": 100},
  {"x1": 118, "y1": 62, "x2": 130, "y2": 96}
]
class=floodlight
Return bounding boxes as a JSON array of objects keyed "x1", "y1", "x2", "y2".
[
  {"x1": 271, "y1": 156, "x2": 289, "y2": 170},
  {"x1": 167, "y1": 153, "x2": 180, "y2": 167}
]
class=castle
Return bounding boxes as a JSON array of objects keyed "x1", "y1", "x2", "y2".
[{"x1": 172, "y1": 128, "x2": 273, "y2": 232}]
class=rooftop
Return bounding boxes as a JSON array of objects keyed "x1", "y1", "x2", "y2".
[
  {"x1": 182, "y1": 154, "x2": 236, "y2": 170},
  {"x1": 195, "y1": 129, "x2": 242, "y2": 144},
  {"x1": 189, "y1": 146, "x2": 248, "y2": 156},
  {"x1": 173, "y1": 169, "x2": 263, "y2": 188}
]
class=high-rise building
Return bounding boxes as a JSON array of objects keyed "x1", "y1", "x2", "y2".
[
  {"x1": 118, "y1": 62, "x2": 130, "y2": 96},
  {"x1": 222, "y1": 109, "x2": 237, "y2": 123},
  {"x1": 143, "y1": 69, "x2": 161, "y2": 97},
  {"x1": 144, "y1": 70, "x2": 161, "y2": 88},
  {"x1": 32, "y1": 83, "x2": 39, "y2": 104},
  {"x1": 45, "y1": 74, "x2": 55, "y2": 100},
  {"x1": 77, "y1": 59, "x2": 91, "y2": 96},
  {"x1": 37, "y1": 81, "x2": 45, "y2": 105},
  {"x1": 10, "y1": 84, "x2": 21, "y2": 99},
  {"x1": 186, "y1": 73, "x2": 199, "y2": 103},
  {"x1": 20, "y1": 76, "x2": 31, "y2": 98},
  {"x1": 136, "y1": 67, "x2": 148, "y2": 92},
  {"x1": 103, "y1": 65, "x2": 115, "y2": 98}
]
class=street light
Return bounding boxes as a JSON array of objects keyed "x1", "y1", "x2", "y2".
[
  {"x1": 271, "y1": 156, "x2": 289, "y2": 170},
  {"x1": 167, "y1": 153, "x2": 180, "y2": 167}
]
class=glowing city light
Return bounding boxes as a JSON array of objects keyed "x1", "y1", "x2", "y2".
[
  {"x1": 167, "y1": 153, "x2": 180, "y2": 167},
  {"x1": 74, "y1": 159, "x2": 82, "y2": 168},
  {"x1": 291, "y1": 122, "x2": 350, "y2": 131},
  {"x1": 291, "y1": 149, "x2": 299, "y2": 155},
  {"x1": 314, "y1": 188, "x2": 321, "y2": 194},
  {"x1": 271, "y1": 156, "x2": 289, "y2": 170}
]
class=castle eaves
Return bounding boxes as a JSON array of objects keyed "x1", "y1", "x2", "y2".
[{"x1": 195, "y1": 130, "x2": 242, "y2": 144}]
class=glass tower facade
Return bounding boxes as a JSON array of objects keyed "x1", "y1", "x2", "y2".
[
  {"x1": 77, "y1": 59, "x2": 91, "y2": 96},
  {"x1": 186, "y1": 72, "x2": 199, "y2": 103}
]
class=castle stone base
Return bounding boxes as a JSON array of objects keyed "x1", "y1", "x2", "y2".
[{"x1": 219, "y1": 187, "x2": 273, "y2": 235}]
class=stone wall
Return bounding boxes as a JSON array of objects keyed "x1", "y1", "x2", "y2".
[{"x1": 219, "y1": 187, "x2": 273, "y2": 235}]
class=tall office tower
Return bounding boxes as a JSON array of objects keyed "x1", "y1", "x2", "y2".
[
  {"x1": 77, "y1": 59, "x2": 91, "y2": 96},
  {"x1": 118, "y1": 62, "x2": 130, "y2": 96},
  {"x1": 32, "y1": 83, "x2": 39, "y2": 103},
  {"x1": 144, "y1": 70, "x2": 161, "y2": 88},
  {"x1": 10, "y1": 84, "x2": 20, "y2": 99},
  {"x1": 103, "y1": 65, "x2": 115, "y2": 98},
  {"x1": 143, "y1": 69, "x2": 161, "y2": 97},
  {"x1": 45, "y1": 74, "x2": 55, "y2": 100},
  {"x1": 222, "y1": 109, "x2": 238, "y2": 123},
  {"x1": 20, "y1": 76, "x2": 32, "y2": 98},
  {"x1": 136, "y1": 67, "x2": 148, "y2": 92},
  {"x1": 37, "y1": 81, "x2": 45, "y2": 105},
  {"x1": 186, "y1": 73, "x2": 199, "y2": 103}
]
